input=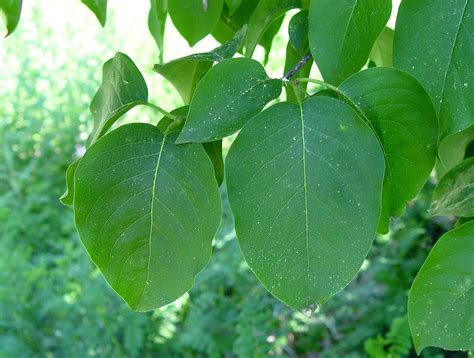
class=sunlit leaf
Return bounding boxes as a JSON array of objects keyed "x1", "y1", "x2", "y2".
[
  {"x1": 0, "y1": 0, "x2": 22, "y2": 36},
  {"x1": 369, "y1": 27, "x2": 394, "y2": 67},
  {"x1": 81, "y1": 0, "x2": 107, "y2": 27},
  {"x1": 60, "y1": 159, "x2": 80, "y2": 206}
]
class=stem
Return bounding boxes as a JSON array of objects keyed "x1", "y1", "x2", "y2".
[
  {"x1": 145, "y1": 102, "x2": 184, "y2": 121},
  {"x1": 294, "y1": 78, "x2": 339, "y2": 93},
  {"x1": 283, "y1": 52, "x2": 313, "y2": 81}
]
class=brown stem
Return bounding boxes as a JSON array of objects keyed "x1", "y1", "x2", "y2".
[{"x1": 283, "y1": 52, "x2": 312, "y2": 81}]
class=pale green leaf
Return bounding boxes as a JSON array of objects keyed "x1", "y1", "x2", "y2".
[
  {"x1": 369, "y1": 27, "x2": 394, "y2": 67},
  {"x1": 339, "y1": 67, "x2": 438, "y2": 233},
  {"x1": 0, "y1": 0, "x2": 22, "y2": 36},
  {"x1": 309, "y1": 0, "x2": 391, "y2": 85},
  {"x1": 430, "y1": 158, "x2": 474, "y2": 217},
  {"x1": 408, "y1": 221, "x2": 474, "y2": 353},
  {"x1": 74, "y1": 123, "x2": 222, "y2": 311},
  {"x1": 176, "y1": 58, "x2": 282, "y2": 143},
  {"x1": 437, "y1": 125, "x2": 474, "y2": 178},
  {"x1": 81, "y1": 0, "x2": 107, "y2": 27},
  {"x1": 393, "y1": 0, "x2": 474, "y2": 141},
  {"x1": 226, "y1": 96, "x2": 385, "y2": 312}
]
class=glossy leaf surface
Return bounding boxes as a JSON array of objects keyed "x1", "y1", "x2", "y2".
[
  {"x1": 308, "y1": 0, "x2": 391, "y2": 85},
  {"x1": 177, "y1": 58, "x2": 282, "y2": 143},
  {"x1": 226, "y1": 96, "x2": 385, "y2": 312},
  {"x1": 74, "y1": 123, "x2": 222, "y2": 311},
  {"x1": 408, "y1": 221, "x2": 474, "y2": 353}
]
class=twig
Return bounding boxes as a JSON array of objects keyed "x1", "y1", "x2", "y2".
[{"x1": 283, "y1": 52, "x2": 312, "y2": 81}]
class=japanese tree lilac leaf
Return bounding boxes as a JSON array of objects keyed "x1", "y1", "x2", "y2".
[
  {"x1": 393, "y1": 0, "x2": 474, "y2": 141},
  {"x1": 176, "y1": 58, "x2": 282, "y2": 143},
  {"x1": 225, "y1": 0, "x2": 243, "y2": 15},
  {"x1": 81, "y1": 0, "x2": 107, "y2": 26},
  {"x1": 0, "y1": 0, "x2": 22, "y2": 36},
  {"x1": 88, "y1": 53, "x2": 148, "y2": 145},
  {"x1": 369, "y1": 27, "x2": 394, "y2": 68},
  {"x1": 408, "y1": 221, "x2": 474, "y2": 354},
  {"x1": 339, "y1": 67, "x2": 438, "y2": 234},
  {"x1": 436, "y1": 125, "x2": 474, "y2": 179},
  {"x1": 148, "y1": 0, "x2": 167, "y2": 63},
  {"x1": 244, "y1": 0, "x2": 302, "y2": 57},
  {"x1": 259, "y1": 16, "x2": 284, "y2": 64},
  {"x1": 212, "y1": 0, "x2": 259, "y2": 44},
  {"x1": 289, "y1": 10, "x2": 309, "y2": 55},
  {"x1": 168, "y1": 0, "x2": 223, "y2": 47},
  {"x1": 60, "y1": 159, "x2": 80, "y2": 206},
  {"x1": 74, "y1": 123, "x2": 222, "y2": 311},
  {"x1": 430, "y1": 158, "x2": 474, "y2": 217},
  {"x1": 153, "y1": 26, "x2": 247, "y2": 104},
  {"x1": 308, "y1": 0, "x2": 392, "y2": 85},
  {"x1": 226, "y1": 97, "x2": 385, "y2": 312}
]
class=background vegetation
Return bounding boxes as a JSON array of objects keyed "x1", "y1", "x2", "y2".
[{"x1": 0, "y1": 1, "x2": 466, "y2": 357}]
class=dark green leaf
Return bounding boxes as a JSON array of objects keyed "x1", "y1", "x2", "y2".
[
  {"x1": 60, "y1": 159, "x2": 80, "y2": 206},
  {"x1": 430, "y1": 158, "x2": 474, "y2": 217},
  {"x1": 89, "y1": 53, "x2": 148, "y2": 145},
  {"x1": 226, "y1": 97, "x2": 385, "y2": 312},
  {"x1": 148, "y1": 0, "x2": 167, "y2": 63},
  {"x1": 225, "y1": 0, "x2": 243, "y2": 14},
  {"x1": 244, "y1": 0, "x2": 302, "y2": 56},
  {"x1": 289, "y1": 10, "x2": 309, "y2": 55},
  {"x1": 408, "y1": 221, "x2": 474, "y2": 353},
  {"x1": 74, "y1": 123, "x2": 222, "y2": 311},
  {"x1": 176, "y1": 58, "x2": 282, "y2": 143},
  {"x1": 81, "y1": 0, "x2": 107, "y2": 27},
  {"x1": 0, "y1": 0, "x2": 22, "y2": 36},
  {"x1": 259, "y1": 16, "x2": 284, "y2": 64},
  {"x1": 309, "y1": 0, "x2": 391, "y2": 85},
  {"x1": 212, "y1": 0, "x2": 258, "y2": 43},
  {"x1": 203, "y1": 141, "x2": 224, "y2": 186},
  {"x1": 393, "y1": 0, "x2": 474, "y2": 141},
  {"x1": 369, "y1": 27, "x2": 394, "y2": 67},
  {"x1": 168, "y1": 0, "x2": 224, "y2": 46},
  {"x1": 340, "y1": 67, "x2": 438, "y2": 233}
]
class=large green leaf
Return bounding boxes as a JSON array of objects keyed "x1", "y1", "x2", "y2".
[
  {"x1": 74, "y1": 123, "x2": 222, "y2": 311},
  {"x1": 369, "y1": 27, "x2": 394, "y2": 67},
  {"x1": 153, "y1": 26, "x2": 247, "y2": 104},
  {"x1": 148, "y1": 0, "x2": 167, "y2": 63},
  {"x1": 308, "y1": 0, "x2": 391, "y2": 85},
  {"x1": 168, "y1": 0, "x2": 223, "y2": 46},
  {"x1": 430, "y1": 158, "x2": 474, "y2": 217},
  {"x1": 339, "y1": 67, "x2": 438, "y2": 233},
  {"x1": 408, "y1": 221, "x2": 474, "y2": 353},
  {"x1": 81, "y1": 0, "x2": 107, "y2": 26},
  {"x1": 244, "y1": 0, "x2": 302, "y2": 56},
  {"x1": 226, "y1": 96, "x2": 385, "y2": 312},
  {"x1": 393, "y1": 0, "x2": 474, "y2": 141},
  {"x1": 176, "y1": 58, "x2": 282, "y2": 143},
  {"x1": 0, "y1": 0, "x2": 22, "y2": 36},
  {"x1": 89, "y1": 53, "x2": 148, "y2": 145}
]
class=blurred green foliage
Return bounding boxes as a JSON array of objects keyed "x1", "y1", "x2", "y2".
[{"x1": 0, "y1": 3, "x2": 468, "y2": 358}]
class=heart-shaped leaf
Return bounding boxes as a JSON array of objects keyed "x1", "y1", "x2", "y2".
[
  {"x1": 176, "y1": 57, "x2": 282, "y2": 143},
  {"x1": 308, "y1": 0, "x2": 391, "y2": 85},
  {"x1": 339, "y1": 67, "x2": 438, "y2": 233},
  {"x1": 226, "y1": 96, "x2": 385, "y2": 312},
  {"x1": 0, "y1": 0, "x2": 22, "y2": 36},
  {"x1": 408, "y1": 221, "x2": 474, "y2": 353},
  {"x1": 74, "y1": 123, "x2": 222, "y2": 311},
  {"x1": 430, "y1": 158, "x2": 474, "y2": 217},
  {"x1": 81, "y1": 0, "x2": 107, "y2": 26}
]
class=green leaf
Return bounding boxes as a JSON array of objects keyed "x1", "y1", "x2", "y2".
[
  {"x1": 226, "y1": 96, "x2": 385, "y2": 312},
  {"x1": 212, "y1": 0, "x2": 258, "y2": 43},
  {"x1": 168, "y1": 0, "x2": 224, "y2": 46},
  {"x1": 408, "y1": 221, "x2": 474, "y2": 354},
  {"x1": 225, "y1": 0, "x2": 243, "y2": 15},
  {"x1": 430, "y1": 158, "x2": 474, "y2": 217},
  {"x1": 289, "y1": 10, "x2": 309, "y2": 55},
  {"x1": 284, "y1": 43, "x2": 312, "y2": 103},
  {"x1": 437, "y1": 126, "x2": 474, "y2": 178},
  {"x1": 244, "y1": 0, "x2": 302, "y2": 57},
  {"x1": 203, "y1": 141, "x2": 224, "y2": 186},
  {"x1": 259, "y1": 16, "x2": 284, "y2": 64},
  {"x1": 308, "y1": 0, "x2": 391, "y2": 85},
  {"x1": 81, "y1": 0, "x2": 107, "y2": 27},
  {"x1": 0, "y1": 0, "x2": 22, "y2": 36},
  {"x1": 340, "y1": 67, "x2": 438, "y2": 233},
  {"x1": 153, "y1": 26, "x2": 247, "y2": 104},
  {"x1": 393, "y1": 0, "x2": 474, "y2": 141},
  {"x1": 74, "y1": 123, "x2": 222, "y2": 311},
  {"x1": 176, "y1": 58, "x2": 282, "y2": 143},
  {"x1": 60, "y1": 159, "x2": 80, "y2": 206},
  {"x1": 369, "y1": 27, "x2": 394, "y2": 67},
  {"x1": 89, "y1": 53, "x2": 148, "y2": 145},
  {"x1": 148, "y1": 0, "x2": 167, "y2": 63}
]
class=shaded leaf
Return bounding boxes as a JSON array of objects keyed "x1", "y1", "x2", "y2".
[
  {"x1": 226, "y1": 97, "x2": 385, "y2": 312},
  {"x1": 0, "y1": 0, "x2": 22, "y2": 36},
  {"x1": 177, "y1": 57, "x2": 282, "y2": 143},
  {"x1": 437, "y1": 125, "x2": 474, "y2": 179},
  {"x1": 284, "y1": 43, "x2": 312, "y2": 103},
  {"x1": 289, "y1": 10, "x2": 309, "y2": 55},
  {"x1": 369, "y1": 27, "x2": 394, "y2": 67},
  {"x1": 203, "y1": 141, "x2": 224, "y2": 186},
  {"x1": 148, "y1": 0, "x2": 167, "y2": 63},
  {"x1": 340, "y1": 67, "x2": 438, "y2": 233},
  {"x1": 309, "y1": 0, "x2": 391, "y2": 85},
  {"x1": 430, "y1": 158, "x2": 474, "y2": 217},
  {"x1": 60, "y1": 159, "x2": 80, "y2": 206},
  {"x1": 74, "y1": 123, "x2": 222, "y2": 311},
  {"x1": 81, "y1": 0, "x2": 107, "y2": 27},
  {"x1": 408, "y1": 221, "x2": 474, "y2": 353},
  {"x1": 168, "y1": 0, "x2": 224, "y2": 46}
]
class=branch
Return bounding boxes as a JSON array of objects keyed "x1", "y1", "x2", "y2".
[{"x1": 283, "y1": 52, "x2": 313, "y2": 81}]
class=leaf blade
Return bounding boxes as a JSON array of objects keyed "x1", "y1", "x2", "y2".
[
  {"x1": 81, "y1": 0, "x2": 107, "y2": 26},
  {"x1": 0, "y1": 0, "x2": 22, "y2": 36}
]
